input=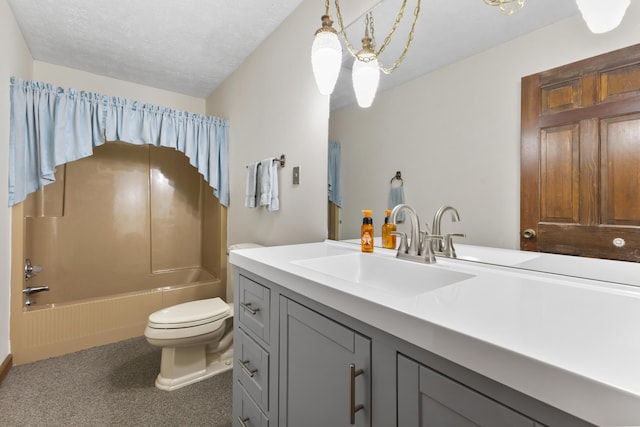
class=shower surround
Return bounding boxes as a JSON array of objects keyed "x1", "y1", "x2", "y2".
[{"x1": 11, "y1": 142, "x2": 226, "y2": 364}]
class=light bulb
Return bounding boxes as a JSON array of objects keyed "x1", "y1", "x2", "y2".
[
  {"x1": 311, "y1": 20, "x2": 342, "y2": 95},
  {"x1": 352, "y1": 52, "x2": 380, "y2": 108}
]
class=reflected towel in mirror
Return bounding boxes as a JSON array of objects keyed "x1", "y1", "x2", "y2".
[{"x1": 389, "y1": 186, "x2": 405, "y2": 223}]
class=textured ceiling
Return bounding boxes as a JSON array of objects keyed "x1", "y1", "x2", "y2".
[
  {"x1": 7, "y1": 0, "x2": 305, "y2": 98},
  {"x1": 8, "y1": 0, "x2": 580, "y2": 109}
]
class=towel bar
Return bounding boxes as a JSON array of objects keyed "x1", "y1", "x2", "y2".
[{"x1": 246, "y1": 154, "x2": 286, "y2": 168}]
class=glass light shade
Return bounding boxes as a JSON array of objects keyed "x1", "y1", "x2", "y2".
[
  {"x1": 576, "y1": 0, "x2": 630, "y2": 34},
  {"x1": 311, "y1": 31, "x2": 342, "y2": 95},
  {"x1": 352, "y1": 53, "x2": 380, "y2": 108}
]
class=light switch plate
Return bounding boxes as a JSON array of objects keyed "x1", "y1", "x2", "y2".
[{"x1": 293, "y1": 166, "x2": 300, "y2": 185}]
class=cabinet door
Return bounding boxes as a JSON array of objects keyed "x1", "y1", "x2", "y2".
[
  {"x1": 398, "y1": 354, "x2": 536, "y2": 427},
  {"x1": 279, "y1": 297, "x2": 371, "y2": 427}
]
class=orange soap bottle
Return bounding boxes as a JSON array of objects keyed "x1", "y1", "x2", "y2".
[
  {"x1": 361, "y1": 210, "x2": 374, "y2": 253},
  {"x1": 382, "y1": 209, "x2": 397, "y2": 249}
]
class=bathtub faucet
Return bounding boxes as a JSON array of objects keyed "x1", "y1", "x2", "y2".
[{"x1": 23, "y1": 286, "x2": 49, "y2": 306}]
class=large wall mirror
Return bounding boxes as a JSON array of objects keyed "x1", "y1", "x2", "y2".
[{"x1": 327, "y1": 0, "x2": 640, "y2": 285}]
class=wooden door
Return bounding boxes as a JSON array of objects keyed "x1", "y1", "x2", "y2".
[{"x1": 521, "y1": 44, "x2": 640, "y2": 262}]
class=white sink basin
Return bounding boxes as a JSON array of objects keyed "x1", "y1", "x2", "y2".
[{"x1": 293, "y1": 252, "x2": 474, "y2": 297}]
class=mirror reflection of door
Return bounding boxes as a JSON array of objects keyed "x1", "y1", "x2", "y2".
[
  {"x1": 521, "y1": 43, "x2": 640, "y2": 262},
  {"x1": 328, "y1": 201, "x2": 339, "y2": 240},
  {"x1": 328, "y1": 140, "x2": 342, "y2": 240}
]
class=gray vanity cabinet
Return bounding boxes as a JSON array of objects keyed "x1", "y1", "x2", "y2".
[
  {"x1": 232, "y1": 268, "x2": 592, "y2": 427},
  {"x1": 397, "y1": 354, "x2": 539, "y2": 427},
  {"x1": 278, "y1": 297, "x2": 371, "y2": 427}
]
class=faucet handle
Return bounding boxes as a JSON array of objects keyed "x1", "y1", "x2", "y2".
[
  {"x1": 443, "y1": 233, "x2": 466, "y2": 257},
  {"x1": 391, "y1": 231, "x2": 408, "y2": 254},
  {"x1": 419, "y1": 231, "x2": 431, "y2": 256},
  {"x1": 419, "y1": 235, "x2": 442, "y2": 263}
]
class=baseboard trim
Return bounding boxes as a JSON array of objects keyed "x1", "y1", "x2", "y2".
[{"x1": 0, "y1": 353, "x2": 12, "y2": 385}]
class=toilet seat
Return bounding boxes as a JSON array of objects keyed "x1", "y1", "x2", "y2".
[{"x1": 147, "y1": 297, "x2": 231, "y2": 329}]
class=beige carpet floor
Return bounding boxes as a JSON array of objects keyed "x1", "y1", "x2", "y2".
[{"x1": 0, "y1": 337, "x2": 232, "y2": 426}]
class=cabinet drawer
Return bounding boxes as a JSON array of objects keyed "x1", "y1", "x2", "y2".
[
  {"x1": 237, "y1": 328, "x2": 269, "y2": 411},
  {"x1": 238, "y1": 274, "x2": 270, "y2": 344},
  {"x1": 236, "y1": 382, "x2": 269, "y2": 427}
]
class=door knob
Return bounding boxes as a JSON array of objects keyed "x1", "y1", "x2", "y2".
[{"x1": 522, "y1": 229, "x2": 537, "y2": 239}]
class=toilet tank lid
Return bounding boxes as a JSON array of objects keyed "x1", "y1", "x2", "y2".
[{"x1": 149, "y1": 297, "x2": 230, "y2": 325}]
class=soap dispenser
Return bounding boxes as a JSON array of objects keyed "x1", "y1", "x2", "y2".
[
  {"x1": 361, "y1": 210, "x2": 374, "y2": 253},
  {"x1": 382, "y1": 209, "x2": 397, "y2": 249}
]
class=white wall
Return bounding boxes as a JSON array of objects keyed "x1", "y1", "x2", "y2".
[
  {"x1": 33, "y1": 62, "x2": 205, "y2": 113},
  {"x1": 206, "y1": 0, "x2": 331, "y2": 247},
  {"x1": 0, "y1": 0, "x2": 33, "y2": 362},
  {"x1": 330, "y1": 6, "x2": 640, "y2": 249}
]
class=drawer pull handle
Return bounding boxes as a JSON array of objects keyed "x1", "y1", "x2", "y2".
[
  {"x1": 239, "y1": 359, "x2": 258, "y2": 377},
  {"x1": 240, "y1": 302, "x2": 260, "y2": 315},
  {"x1": 349, "y1": 363, "x2": 364, "y2": 425},
  {"x1": 237, "y1": 416, "x2": 250, "y2": 427}
]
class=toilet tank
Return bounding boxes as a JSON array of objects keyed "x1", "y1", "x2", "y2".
[{"x1": 226, "y1": 243, "x2": 264, "y2": 302}]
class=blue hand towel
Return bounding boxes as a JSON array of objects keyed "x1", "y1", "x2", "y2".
[{"x1": 389, "y1": 186, "x2": 405, "y2": 223}]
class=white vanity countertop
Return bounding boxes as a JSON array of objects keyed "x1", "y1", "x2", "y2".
[{"x1": 229, "y1": 240, "x2": 640, "y2": 426}]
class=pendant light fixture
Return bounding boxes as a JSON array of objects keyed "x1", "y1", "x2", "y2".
[
  {"x1": 352, "y1": 13, "x2": 380, "y2": 108},
  {"x1": 576, "y1": 0, "x2": 630, "y2": 34},
  {"x1": 312, "y1": 0, "x2": 421, "y2": 108},
  {"x1": 311, "y1": 0, "x2": 342, "y2": 95}
]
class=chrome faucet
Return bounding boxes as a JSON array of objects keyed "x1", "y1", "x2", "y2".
[
  {"x1": 431, "y1": 205, "x2": 465, "y2": 257},
  {"x1": 390, "y1": 204, "x2": 442, "y2": 263}
]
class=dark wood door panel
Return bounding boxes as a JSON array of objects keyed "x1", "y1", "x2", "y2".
[
  {"x1": 600, "y1": 61, "x2": 640, "y2": 103},
  {"x1": 601, "y1": 114, "x2": 640, "y2": 226},
  {"x1": 538, "y1": 223, "x2": 640, "y2": 262},
  {"x1": 540, "y1": 124, "x2": 580, "y2": 223}
]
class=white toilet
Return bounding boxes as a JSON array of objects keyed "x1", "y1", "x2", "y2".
[
  {"x1": 144, "y1": 297, "x2": 234, "y2": 391},
  {"x1": 144, "y1": 243, "x2": 262, "y2": 391}
]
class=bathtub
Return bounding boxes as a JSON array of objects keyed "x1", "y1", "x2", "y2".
[
  {"x1": 14, "y1": 268, "x2": 223, "y2": 365},
  {"x1": 12, "y1": 142, "x2": 227, "y2": 365}
]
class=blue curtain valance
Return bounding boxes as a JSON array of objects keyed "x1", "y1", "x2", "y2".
[{"x1": 8, "y1": 77, "x2": 229, "y2": 207}]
